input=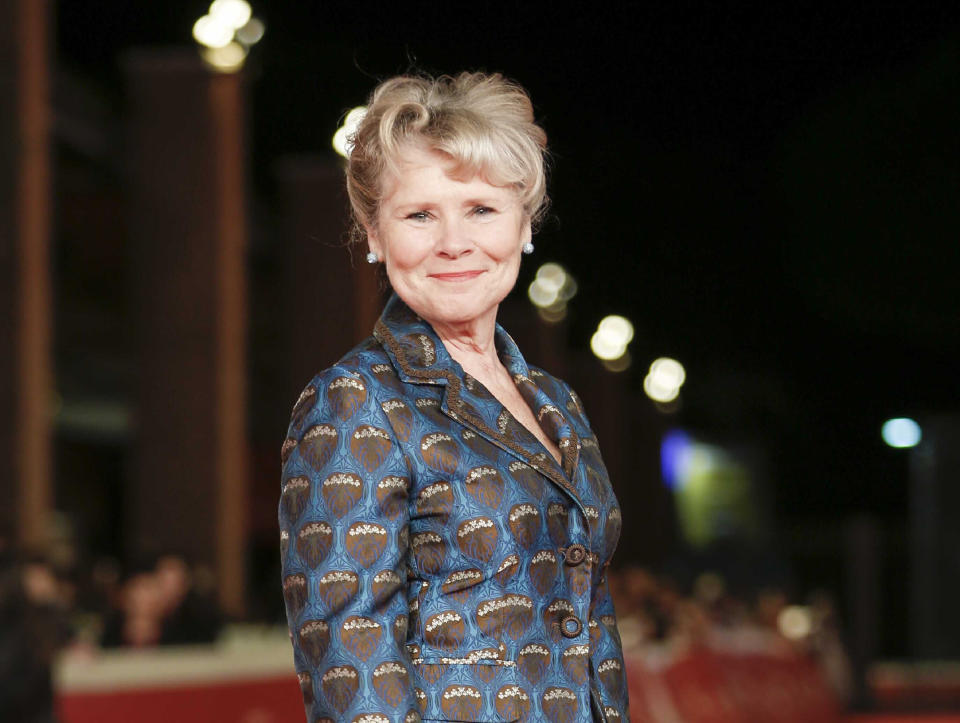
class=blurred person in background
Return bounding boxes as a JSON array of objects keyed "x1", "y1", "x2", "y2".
[
  {"x1": 100, "y1": 558, "x2": 164, "y2": 647},
  {"x1": 154, "y1": 553, "x2": 222, "y2": 645},
  {"x1": 279, "y1": 71, "x2": 629, "y2": 722},
  {"x1": 807, "y1": 590, "x2": 853, "y2": 704},
  {"x1": 100, "y1": 553, "x2": 222, "y2": 648},
  {"x1": 610, "y1": 565, "x2": 670, "y2": 649},
  {"x1": 71, "y1": 556, "x2": 121, "y2": 646},
  {"x1": 0, "y1": 547, "x2": 71, "y2": 723}
]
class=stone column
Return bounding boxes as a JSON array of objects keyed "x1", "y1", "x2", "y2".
[
  {"x1": 124, "y1": 50, "x2": 247, "y2": 615},
  {"x1": 275, "y1": 156, "x2": 382, "y2": 409},
  {"x1": 0, "y1": 0, "x2": 53, "y2": 549}
]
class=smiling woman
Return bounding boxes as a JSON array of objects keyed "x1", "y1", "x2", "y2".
[{"x1": 279, "y1": 72, "x2": 630, "y2": 723}]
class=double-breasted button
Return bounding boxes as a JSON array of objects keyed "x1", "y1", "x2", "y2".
[
  {"x1": 560, "y1": 615, "x2": 582, "y2": 638},
  {"x1": 564, "y1": 544, "x2": 587, "y2": 566}
]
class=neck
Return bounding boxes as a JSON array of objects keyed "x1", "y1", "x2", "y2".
[{"x1": 428, "y1": 308, "x2": 502, "y2": 376}]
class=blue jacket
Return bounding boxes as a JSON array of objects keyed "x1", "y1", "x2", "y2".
[{"x1": 280, "y1": 294, "x2": 629, "y2": 722}]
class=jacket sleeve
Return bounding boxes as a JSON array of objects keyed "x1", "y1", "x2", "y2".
[{"x1": 279, "y1": 366, "x2": 418, "y2": 723}]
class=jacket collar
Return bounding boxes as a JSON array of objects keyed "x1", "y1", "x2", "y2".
[
  {"x1": 372, "y1": 293, "x2": 530, "y2": 381},
  {"x1": 373, "y1": 294, "x2": 585, "y2": 510}
]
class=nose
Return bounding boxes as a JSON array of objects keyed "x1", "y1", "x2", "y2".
[{"x1": 435, "y1": 217, "x2": 472, "y2": 259}]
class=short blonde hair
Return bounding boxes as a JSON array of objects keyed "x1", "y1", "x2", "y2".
[{"x1": 346, "y1": 72, "x2": 549, "y2": 243}]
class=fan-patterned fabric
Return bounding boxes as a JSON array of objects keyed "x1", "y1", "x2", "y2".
[{"x1": 280, "y1": 294, "x2": 629, "y2": 722}]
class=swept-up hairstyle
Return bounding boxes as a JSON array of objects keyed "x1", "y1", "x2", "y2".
[{"x1": 346, "y1": 71, "x2": 549, "y2": 243}]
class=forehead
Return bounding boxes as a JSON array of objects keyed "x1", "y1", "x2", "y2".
[{"x1": 379, "y1": 143, "x2": 516, "y2": 203}]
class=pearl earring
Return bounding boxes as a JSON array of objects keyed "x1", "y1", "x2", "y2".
[
  {"x1": 522, "y1": 242, "x2": 535, "y2": 255},
  {"x1": 366, "y1": 252, "x2": 379, "y2": 264}
]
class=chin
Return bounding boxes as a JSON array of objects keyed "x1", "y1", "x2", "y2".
[
  {"x1": 420, "y1": 295, "x2": 502, "y2": 327},
  {"x1": 426, "y1": 304, "x2": 490, "y2": 326},
  {"x1": 393, "y1": 275, "x2": 517, "y2": 329}
]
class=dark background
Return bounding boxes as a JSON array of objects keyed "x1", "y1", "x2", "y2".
[{"x1": 52, "y1": 1, "x2": 960, "y2": 658}]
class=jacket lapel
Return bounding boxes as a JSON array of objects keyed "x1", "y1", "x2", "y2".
[
  {"x1": 373, "y1": 294, "x2": 588, "y2": 514},
  {"x1": 511, "y1": 369, "x2": 582, "y2": 481}
]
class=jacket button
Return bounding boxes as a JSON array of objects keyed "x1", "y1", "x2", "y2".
[
  {"x1": 560, "y1": 615, "x2": 582, "y2": 638},
  {"x1": 564, "y1": 544, "x2": 587, "y2": 566}
]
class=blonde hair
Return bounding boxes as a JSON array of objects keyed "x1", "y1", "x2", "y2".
[{"x1": 346, "y1": 72, "x2": 549, "y2": 243}]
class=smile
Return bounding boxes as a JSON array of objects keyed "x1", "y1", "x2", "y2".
[{"x1": 428, "y1": 271, "x2": 485, "y2": 282}]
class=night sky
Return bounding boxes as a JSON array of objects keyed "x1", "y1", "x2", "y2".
[{"x1": 56, "y1": 2, "x2": 960, "y2": 529}]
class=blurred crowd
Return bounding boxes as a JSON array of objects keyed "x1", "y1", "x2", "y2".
[
  {"x1": 95, "y1": 554, "x2": 222, "y2": 649},
  {"x1": 608, "y1": 564, "x2": 853, "y2": 704},
  {"x1": 0, "y1": 538, "x2": 224, "y2": 721},
  {"x1": 1, "y1": 533, "x2": 852, "y2": 719},
  {"x1": 0, "y1": 544, "x2": 223, "y2": 651}
]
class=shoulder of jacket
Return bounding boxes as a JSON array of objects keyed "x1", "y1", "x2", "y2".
[
  {"x1": 287, "y1": 344, "x2": 388, "y2": 420},
  {"x1": 301, "y1": 339, "x2": 390, "y2": 386}
]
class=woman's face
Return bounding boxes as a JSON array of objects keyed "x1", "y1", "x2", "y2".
[{"x1": 367, "y1": 144, "x2": 531, "y2": 330}]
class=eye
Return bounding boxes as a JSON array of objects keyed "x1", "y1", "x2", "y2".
[
  {"x1": 472, "y1": 206, "x2": 496, "y2": 217},
  {"x1": 406, "y1": 211, "x2": 431, "y2": 222}
]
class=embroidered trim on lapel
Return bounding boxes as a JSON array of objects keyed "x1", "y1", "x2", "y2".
[{"x1": 513, "y1": 371, "x2": 582, "y2": 480}]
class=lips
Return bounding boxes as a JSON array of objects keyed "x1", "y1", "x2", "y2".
[{"x1": 428, "y1": 270, "x2": 485, "y2": 281}]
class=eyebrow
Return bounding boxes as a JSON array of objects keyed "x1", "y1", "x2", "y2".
[
  {"x1": 462, "y1": 197, "x2": 507, "y2": 206},
  {"x1": 387, "y1": 194, "x2": 514, "y2": 211}
]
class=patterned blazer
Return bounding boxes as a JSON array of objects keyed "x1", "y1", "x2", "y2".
[{"x1": 280, "y1": 294, "x2": 629, "y2": 723}]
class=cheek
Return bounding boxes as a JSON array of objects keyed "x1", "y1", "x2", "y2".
[
  {"x1": 384, "y1": 232, "x2": 431, "y2": 272},
  {"x1": 493, "y1": 243, "x2": 521, "y2": 263},
  {"x1": 502, "y1": 253, "x2": 522, "y2": 282},
  {"x1": 483, "y1": 225, "x2": 525, "y2": 261}
]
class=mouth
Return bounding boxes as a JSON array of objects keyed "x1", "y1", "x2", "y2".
[{"x1": 428, "y1": 270, "x2": 485, "y2": 282}]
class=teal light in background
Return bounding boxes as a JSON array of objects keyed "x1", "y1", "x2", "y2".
[{"x1": 881, "y1": 417, "x2": 922, "y2": 448}]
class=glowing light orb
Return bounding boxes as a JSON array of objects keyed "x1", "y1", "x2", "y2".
[
  {"x1": 193, "y1": 15, "x2": 235, "y2": 48},
  {"x1": 535, "y1": 263, "x2": 567, "y2": 294},
  {"x1": 590, "y1": 314, "x2": 635, "y2": 364},
  {"x1": 598, "y1": 315, "x2": 634, "y2": 346},
  {"x1": 643, "y1": 357, "x2": 686, "y2": 403},
  {"x1": 881, "y1": 417, "x2": 921, "y2": 448},
  {"x1": 209, "y1": 0, "x2": 252, "y2": 30},
  {"x1": 590, "y1": 330, "x2": 625, "y2": 361},
  {"x1": 333, "y1": 106, "x2": 368, "y2": 157},
  {"x1": 778, "y1": 605, "x2": 812, "y2": 640},
  {"x1": 644, "y1": 374, "x2": 679, "y2": 403},
  {"x1": 528, "y1": 263, "x2": 577, "y2": 324},
  {"x1": 193, "y1": 2, "x2": 262, "y2": 69},
  {"x1": 528, "y1": 279, "x2": 558, "y2": 308},
  {"x1": 236, "y1": 17, "x2": 265, "y2": 45},
  {"x1": 201, "y1": 42, "x2": 248, "y2": 72},
  {"x1": 649, "y1": 357, "x2": 685, "y2": 388}
]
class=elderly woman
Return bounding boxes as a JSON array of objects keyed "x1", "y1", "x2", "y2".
[{"x1": 280, "y1": 72, "x2": 629, "y2": 723}]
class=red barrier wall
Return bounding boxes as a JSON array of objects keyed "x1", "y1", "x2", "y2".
[
  {"x1": 626, "y1": 644, "x2": 841, "y2": 723},
  {"x1": 59, "y1": 674, "x2": 304, "y2": 723}
]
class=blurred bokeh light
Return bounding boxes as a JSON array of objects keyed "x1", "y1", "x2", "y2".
[
  {"x1": 192, "y1": 1, "x2": 263, "y2": 72},
  {"x1": 881, "y1": 417, "x2": 922, "y2": 448},
  {"x1": 528, "y1": 262, "x2": 577, "y2": 323},
  {"x1": 643, "y1": 356, "x2": 685, "y2": 402},
  {"x1": 332, "y1": 106, "x2": 368, "y2": 158},
  {"x1": 590, "y1": 314, "x2": 634, "y2": 363},
  {"x1": 778, "y1": 605, "x2": 813, "y2": 640}
]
